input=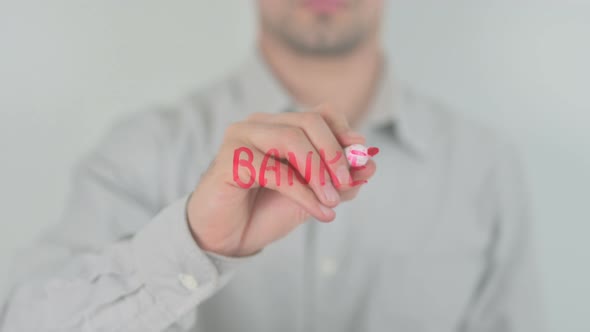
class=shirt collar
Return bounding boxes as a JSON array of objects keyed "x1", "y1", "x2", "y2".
[
  {"x1": 389, "y1": 76, "x2": 434, "y2": 159},
  {"x1": 362, "y1": 57, "x2": 433, "y2": 159},
  {"x1": 233, "y1": 49, "x2": 433, "y2": 159}
]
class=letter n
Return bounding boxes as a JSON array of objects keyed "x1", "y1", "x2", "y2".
[{"x1": 287, "y1": 151, "x2": 313, "y2": 186}]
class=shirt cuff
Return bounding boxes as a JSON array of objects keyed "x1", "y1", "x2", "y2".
[
  {"x1": 130, "y1": 194, "x2": 254, "y2": 329},
  {"x1": 204, "y1": 250, "x2": 259, "y2": 287}
]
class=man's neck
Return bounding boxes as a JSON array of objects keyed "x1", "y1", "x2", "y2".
[{"x1": 259, "y1": 34, "x2": 384, "y2": 127}]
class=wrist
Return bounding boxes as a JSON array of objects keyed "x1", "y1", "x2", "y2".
[{"x1": 185, "y1": 192, "x2": 243, "y2": 257}]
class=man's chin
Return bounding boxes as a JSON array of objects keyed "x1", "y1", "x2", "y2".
[
  {"x1": 301, "y1": 0, "x2": 348, "y2": 16},
  {"x1": 283, "y1": 34, "x2": 366, "y2": 57}
]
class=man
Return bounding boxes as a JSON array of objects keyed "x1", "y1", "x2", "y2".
[{"x1": 0, "y1": 0, "x2": 544, "y2": 331}]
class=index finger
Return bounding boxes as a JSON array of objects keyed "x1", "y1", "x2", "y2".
[
  {"x1": 313, "y1": 104, "x2": 366, "y2": 147},
  {"x1": 248, "y1": 110, "x2": 352, "y2": 190}
]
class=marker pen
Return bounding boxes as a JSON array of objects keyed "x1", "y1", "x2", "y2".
[{"x1": 344, "y1": 144, "x2": 379, "y2": 167}]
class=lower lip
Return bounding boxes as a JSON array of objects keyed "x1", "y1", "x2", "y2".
[{"x1": 303, "y1": 0, "x2": 345, "y2": 14}]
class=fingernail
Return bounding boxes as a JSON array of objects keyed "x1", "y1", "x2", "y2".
[
  {"x1": 336, "y1": 165, "x2": 350, "y2": 185},
  {"x1": 319, "y1": 204, "x2": 334, "y2": 217},
  {"x1": 322, "y1": 182, "x2": 340, "y2": 203}
]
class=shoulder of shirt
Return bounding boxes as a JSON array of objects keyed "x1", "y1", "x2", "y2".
[
  {"x1": 100, "y1": 71, "x2": 243, "y2": 147},
  {"x1": 78, "y1": 76, "x2": 240, "y2": 205}
]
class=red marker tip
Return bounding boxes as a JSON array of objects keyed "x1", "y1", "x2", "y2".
[{"x1": 368, "y1": 147, "x2": 380, "y2": 157}]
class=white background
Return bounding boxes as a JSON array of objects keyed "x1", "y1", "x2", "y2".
[{"x1": 1, "y1": 1, "x2": 588, "y2": 331}]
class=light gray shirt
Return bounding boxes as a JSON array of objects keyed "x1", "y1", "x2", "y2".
[{"x1": 0, "y1": 52, "x2": 544, "y2": 332}]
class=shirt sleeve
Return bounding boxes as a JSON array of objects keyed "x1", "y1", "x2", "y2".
[
  {"x1": 460, "y1": 142, "x2": 546, "y2": 332},
  {"x1": 0, "y1": 109, "x2": 249, "y2": 331}
]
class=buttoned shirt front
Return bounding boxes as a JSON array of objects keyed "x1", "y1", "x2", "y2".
[{"x1": 0, "y1": 51, "x2": 544, "y2": 332}]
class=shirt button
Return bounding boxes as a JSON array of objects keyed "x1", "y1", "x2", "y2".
[
  {"x1": 319, "y1": 257, "x2": 338, "y2": 278},
  {"x1": 178, "y1": 273, "x2": 199, "y2": 291}
]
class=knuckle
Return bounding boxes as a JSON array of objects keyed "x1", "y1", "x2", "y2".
[
  {"x1": 283, "y1": 126, "x2": 305, "y2": 141},
  {"x1": 247, "y1": 112, "x2": 266, "y2": 122},
  {"x1": 341, "y1": 188, "x2": 360, "y2": 201},
  {"x1": 301, "y1": 111, "x2": 323, "y2": 126},
  {"x1": 224, "y1": 122, "x2": 242, "y2": 138},
  {"x1": 332, "y1": 111, "x2": 346, "y2": 122},
  {"x1": 341, "y1": 192, "x2": 357, "y2": 202}
]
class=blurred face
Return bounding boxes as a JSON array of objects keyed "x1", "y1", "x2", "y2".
[{"x1": 258, "y1": 0, "x2": 384, "y2": 56}]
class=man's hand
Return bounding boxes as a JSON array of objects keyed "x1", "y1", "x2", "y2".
[{"x1": 187, "y1": 106, "x2": 377, "y2": 257}]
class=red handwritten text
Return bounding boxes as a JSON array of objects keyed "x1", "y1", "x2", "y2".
[{"x1": 232, "y1": 147, "x2": 366, "y2": 189}]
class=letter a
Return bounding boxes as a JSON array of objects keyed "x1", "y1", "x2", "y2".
[{"x1": 259, "y1": 149, "x2": 281, "y2": 187}]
